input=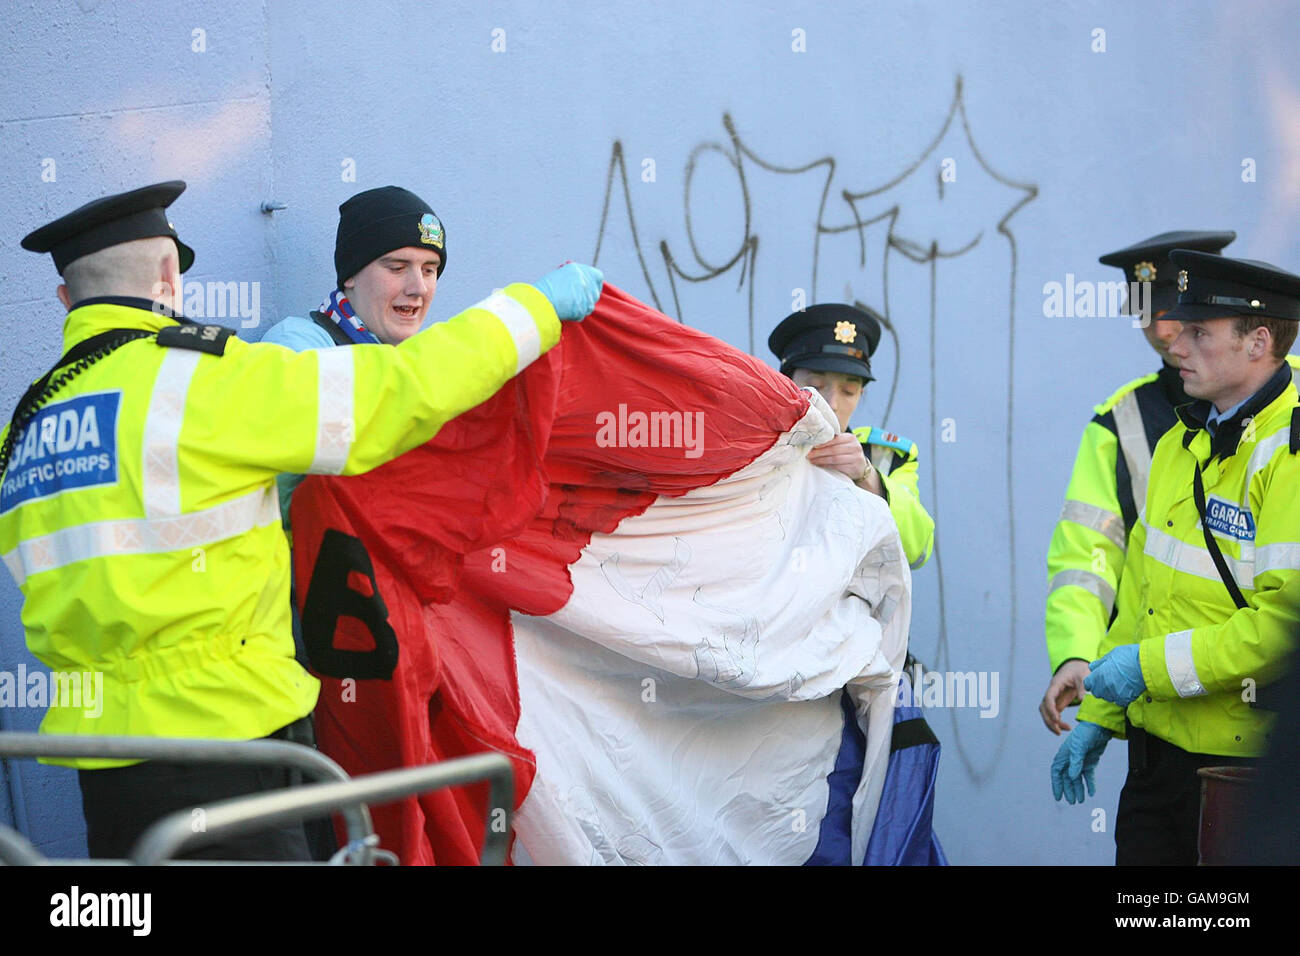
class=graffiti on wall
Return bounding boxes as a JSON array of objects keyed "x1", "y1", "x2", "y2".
[{"x1": 592, "y1": 77, "x2": 1040, "y2": 782}]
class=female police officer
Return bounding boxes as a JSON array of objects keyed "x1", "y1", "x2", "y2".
[{"x1": 769, "y1": 302, "x2": 934, "y2": 569}]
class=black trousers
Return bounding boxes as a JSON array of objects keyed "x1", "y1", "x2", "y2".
[
  {"x1": 1115, "y1": 723, "x2": 1254, "y2": 866},
  {"x1": 78, "y1": 719, "x2": 317, "y2": 862}
]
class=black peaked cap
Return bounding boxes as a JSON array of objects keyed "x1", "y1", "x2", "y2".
[
  {"x1": 768, "y1": 303, "x2": 884, "y2": 382},
  {"x1": 21, "y1": 180, "x2": 195, "y2": 274}
]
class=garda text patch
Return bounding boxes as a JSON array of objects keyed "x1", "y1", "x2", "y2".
[
  {"x1": 1203, "y1": 495, "x2": 1255, "y2": 541},
  {"x1": 0, "y1": 392, "x2": 120, "y2": 514}
]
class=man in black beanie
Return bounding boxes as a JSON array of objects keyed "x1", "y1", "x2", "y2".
[
  {"x1": 263, "y1": 185, "x2": 454, "y2": 528},
  {"x1": 264, "y1": 185, "x2": 447, "y2": 350},
  {"x1": 261, "y1": 184, "x2": 598, "y2": 859}
]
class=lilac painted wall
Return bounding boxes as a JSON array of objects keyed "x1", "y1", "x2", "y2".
[{"x1": 2, "y1": 0, "x2": 1297, "y2": 862}]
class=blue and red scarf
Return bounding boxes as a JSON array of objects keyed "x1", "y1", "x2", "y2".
[{"x1": 319, "y1": 290, "x2": 381, "y2": 345}]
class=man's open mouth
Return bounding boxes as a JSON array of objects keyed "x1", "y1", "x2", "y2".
[{"x1": 393, "y1": 305, "x2": 419, "y2": 318}]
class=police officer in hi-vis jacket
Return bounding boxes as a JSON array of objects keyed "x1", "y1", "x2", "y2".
[
  {"x1": 768, "y1": 302, "x2": 934, "y2": 569},
  {"x1": 769, "y1": 301, "x2": 945, "y2": 865},
  {"x1": 1041, "y1": 231, "x2": 1238, "y2": 734},
  {"x1": 1052, "y1": 250, "x2": 1300, "y2": 865},
  {"x1": 1, "y1": 181, "x2": 602, "y2": 860}
]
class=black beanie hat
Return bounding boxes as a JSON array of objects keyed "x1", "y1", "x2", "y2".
[{"x1": 334, "y1": 185, "x2": 446, "y2": 288}]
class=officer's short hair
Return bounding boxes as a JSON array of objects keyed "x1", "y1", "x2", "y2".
[
  {"x1": 1232, "y1": 314, "x2": 1298, "y2": 359},
  {"x1": 61, "y1": 236, "x2": 176, "y2": 303}
]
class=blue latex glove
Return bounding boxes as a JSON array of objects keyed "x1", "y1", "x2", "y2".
[
  {"x1": 532, "y1": 263, "x2": 604, "y2": 322},
  {"x1": 1084, "y1": 644, "x2": 1146, "y2": 707},
  {"x1": 1050, "y1": 720, "x2": 1112, "y2": 804}
]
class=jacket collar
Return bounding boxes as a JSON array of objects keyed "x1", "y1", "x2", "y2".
[
  {"x1": 61, "y1": 296, "x2": 193, "y2": 352},
  {"x1": 1178, "y1": 360, "x2": 1294, "y2": 459}
]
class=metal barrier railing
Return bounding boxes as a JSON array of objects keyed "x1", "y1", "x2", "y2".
[
  {"x1": 0, "y1": 733, "x2": 514, "y2": 865},
  {"x1": 0, "y1": 824, "x2": 44, "y2": 866},
  {"x1": 130, "y1": 753, "x2": 515, "y2": 865},
  {"x1": 0, "y1": 732, "x2": 374, "y2": 855}
]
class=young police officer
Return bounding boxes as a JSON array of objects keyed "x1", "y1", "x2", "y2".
[
  {"x1": 1040, "y1": 231, "x2": 1236, "y2": 734},
  {"x1": 1052, "y1": 250, "x2": 1300, "y2": 865},
  {"x1": 768, "y1": 302, "x2": 934, "y2": 569},
  {"x1": 1, "y1": 181, "x2": 602, "y2": 859}
]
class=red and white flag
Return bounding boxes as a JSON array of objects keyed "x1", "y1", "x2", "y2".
[{"x1": 291, "y1": 284, "x2": 910, "y2": 865}]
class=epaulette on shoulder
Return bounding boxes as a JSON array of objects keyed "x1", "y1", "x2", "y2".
[
  {"x1": 156, "y1": 323, "x2": 233, "y2": 356},
  {"x1": 853, "y1": 425, "x2": 916, "y2": 457},
  {"x1": 1290, "y1": 406, "x2": 1300, "y2": 455},
  {"x1": 1093, "y1": 371, "x2": 1160, "y2": 417},
  {"x1": 1285, "y1": 354, "x2": 1300, "y2": 373}
]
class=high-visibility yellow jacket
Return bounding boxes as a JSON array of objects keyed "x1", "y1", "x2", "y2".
[
  {"x1": 1044, "y1": 365, "x2": 1188, "y2": 672},
  {"x1": 0, "y1": 287, "x2": 559, "y2": 767},
  {"x1": 1045, "y1": 358, "x2": 1300, "y2": 674},
  {"x1": 853, "y1": 425, "x2": 934, "y2": 569},
  {"x1": 1077, "y1": 361, "x2": 1300, "y2": 757}
]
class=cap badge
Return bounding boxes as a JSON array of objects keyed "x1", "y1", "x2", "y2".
[
  {"x1": 834, "y1": 321, "x2": 857, "y2": 344},
  {"x1": 417, "y1": 213, "x2": 444, "y2": 248},
  {"x1": 1177, "y1": 270, "x2": 1189, "y2": 293},
  {"x1": 1133, "y1": 261, "x2": 1157, "y2": 283}
]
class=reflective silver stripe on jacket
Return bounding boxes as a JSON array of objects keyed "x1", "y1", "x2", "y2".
[
  {"x1": 1112, "y1": 390, "x2": 1152, "y2": 514},
  {"x1": 1256, "y1": 542, "x2": 1300, "y2": 577},
  {"x1": 2, "y1": 486, "x2": 280, "y2": 588},
  {"x1": 1143, "y1": 523, "x2": 1255, "y2": 590},
  {"x1": 1164, "y1": 628, "x2": 1208, "y2": 698},
  {"x1": 1058, "y1": 499, "x2": 1127, "y2": 552},
  {"x1": 142, "y1": 349, "x2": 200, "y2": 518},
  {"x1": 4, "y1": 352, "x2": 284, "y2": 587},
  {"x1": 309, "y1": 347, "x2": 355, "y2": 475},
  {"x1": 1244, "y1": 429, "x2": 1289, "y2": 498},
  {"x1": 869, "y1": 443, "x2": 894, "y2": 476},
  {"x1": 1048, "y1": 568, "x2": 1116, "y2": 613},
  {"x1": 480, "y1": 292, "x2": 542, "y2": 374}
]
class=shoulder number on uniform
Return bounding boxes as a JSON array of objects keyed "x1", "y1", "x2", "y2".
[{"x1": 156, "y1": 324, "x2": 233, "y2": 356}]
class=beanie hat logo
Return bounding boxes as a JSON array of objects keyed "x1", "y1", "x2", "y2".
[
  {"x1": 417, "y1": 213, "x2": 444, "y2": 249},
  {"x1": 334, "y1": 186, "x2": 447, "y2": 287}
]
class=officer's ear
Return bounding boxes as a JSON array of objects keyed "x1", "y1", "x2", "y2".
[
  {"x1": 162, "y1": 247, "x2": 181, "y2": 288},
  {"x1": 156, "y1": 247, "x2": 182, "y2": 314},
  {"x1": 56, "y1": 283, "x2": 72, "y2": 311},
  {"x1": 1248, "y1": 325, "x2": 1271, "y2": 361}
]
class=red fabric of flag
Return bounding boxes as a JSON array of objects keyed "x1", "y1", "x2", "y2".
[{"x1": 291, "y1": 284, "x2": 809, "y2": 864}]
